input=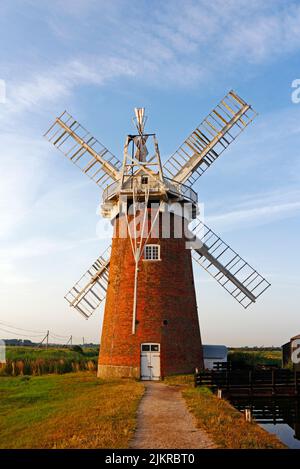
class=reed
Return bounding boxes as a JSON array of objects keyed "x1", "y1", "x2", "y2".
[{"x1": 0, "y1": 346, "x2": 98, "y2": 376}]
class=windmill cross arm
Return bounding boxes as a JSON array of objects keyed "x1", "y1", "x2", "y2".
[
  {"x1": 163, "y1": 90, "x2": 257, "y2": 188},
  {"x1": 56, "y1": 117, "x2": 120, "y2": 181},
  {"x1": 64, "y1": 246, "x2": 111, "y2": 319},
  {"x1": 175, "y1": 104, "x2": 250, "y2": 184},
  {"x1": 44, "y1": 111, "x2": 122, "y2": 190},
  {"x1": 69, "y1": 259, "x2": 110, "y2": 308},
  {"x1": 189, "y1": 219, "x2": 270, "y2": 308},
  {"x1": 194, "y1": 243, "x2": 256, "y2": 303}
]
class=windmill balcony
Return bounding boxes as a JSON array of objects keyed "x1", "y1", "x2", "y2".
[{"x1": 102, "y1": 177, "x2": 198, "y2": 205}]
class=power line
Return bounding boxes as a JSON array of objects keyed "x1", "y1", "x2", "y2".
[
  {"x1": 0, "y1": 320, "x2": 45, "y2": 334},
  {"x1": 0, "y1": 320, "x2": 93, "y2": 344},
  {"x1": 0, "y1": 327, "x2": 44, "y2": 338},
  {"x1": 0, "y1": 321, "x2": 70, "y2": 340},
  {"x1": 48, "y1": 334, "x2": 67, "y2": 343},
  {"x1": 49, "y1": 332, "x2": 69, "y2": 339}
]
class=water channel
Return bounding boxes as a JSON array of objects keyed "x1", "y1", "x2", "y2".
[{"x1": 230, "y1": 397, "x2": 300, "y2": 449}]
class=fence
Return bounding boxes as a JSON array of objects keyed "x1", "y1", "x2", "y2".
[{"x1": 195, "y1": 369, "x2": 300, "y2": 396}]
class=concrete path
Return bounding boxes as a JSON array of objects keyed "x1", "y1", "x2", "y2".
[{"x1": 130, "y1": 382, "x2": 216, "y2": 449}]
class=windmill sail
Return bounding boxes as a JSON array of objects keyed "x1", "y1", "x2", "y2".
[
  {"x1": 44, "y1": 111, "x2": 121, "y2": 189},
  {"x1": 65, "y1": 246, "x2": 111, "y2": 318},
  {"x1": 190, "y1": 220, "x2": 270, "y2": 308},
  {"x1": 163, "y1": 90, "x2": 257, "y2": 187}
]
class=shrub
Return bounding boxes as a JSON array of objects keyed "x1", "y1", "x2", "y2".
[{"x1": 70, "y1": 345, "x2": 84, "y2": 354}]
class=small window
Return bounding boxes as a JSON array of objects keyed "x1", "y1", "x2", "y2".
[
  {"x1": 142, "y1": 344, "x2": 150, "y2": 351},
  {"x1": 151, "y1": 344, "x2": 159, "y2": 352},
  {"x1": 141, "y1": 176, "x2": 148, "y2": 185},
  {"x1": 144, "y1": 244, "x2": 160, "y2": 261}
]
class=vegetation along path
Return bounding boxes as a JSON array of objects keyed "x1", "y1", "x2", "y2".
[{"x1": 130, "y1": 382, "x2": 216, "y2": 449}]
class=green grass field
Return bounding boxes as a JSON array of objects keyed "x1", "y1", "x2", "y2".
[
  {"x1": 0, "y1": 347, "x2": 285, "y2": 449},
  {"x1": 228, "y1": 348, "x2": 282, "y2": 367},
  {"x1": 5, "y1": 345, "x2": 98, "y2": 361},
  {"x1": 0, "y1": 372, "x2": 144, "y2": 448}
]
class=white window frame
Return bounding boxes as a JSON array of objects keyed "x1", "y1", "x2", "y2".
[
  {"x1": 141, "y1": 343, "x2": 160, "y2": 352},
  {"x1": 144, "y1": 244, "x2": 161, "y2": 261}
]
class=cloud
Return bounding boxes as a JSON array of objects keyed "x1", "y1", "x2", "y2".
[
  {"x1": 1, "y1": 57, "x2": 136, "y2": 118},
  {"x1": 206, "y1": 189, "x2": 300, "y2": 233},
  {"x1": 103, "y1": 0, "x2": 300, "y2": 85},
  {"x1": 153, "y1": 0, "x2": 300, "y2": 67},
  {"x1": 2, "y1": 1, "x2": 300, "y2": 98}
]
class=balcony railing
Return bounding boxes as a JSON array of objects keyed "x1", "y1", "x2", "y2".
[
  {"x1": 102, "y1": 176, "x2": 198, "y2": 204},
  {"x1": 163, "y1": 177, "x2": 198, "y2": 204}
]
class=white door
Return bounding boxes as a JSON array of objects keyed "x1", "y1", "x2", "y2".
[{"x1": 141, "y1": 343, "x2": 161, "y2": 380}]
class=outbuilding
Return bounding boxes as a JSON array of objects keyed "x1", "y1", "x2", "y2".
[
  {"x1": 282, "y1": 334, "x2": 300, "y2": 371},
  {"x1": 202, "y1": 345, "x2": 228, "y2": 370}
]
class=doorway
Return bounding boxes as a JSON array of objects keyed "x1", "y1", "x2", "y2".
[{"x1": 140, "y1": 343, "x2": 161, "y2": 380}]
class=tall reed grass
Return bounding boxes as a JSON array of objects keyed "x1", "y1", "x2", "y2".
[{"x1": 0, "y1": 347, "x2": 98, "y2": 376}]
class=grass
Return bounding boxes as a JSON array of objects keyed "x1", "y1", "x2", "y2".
[
  {"x1": 1, "y1": 346, "x2": 99, "y2": 376},
  {"x1": 0, "y1": 372, "x2": 144, "y2": 448},
  {"x1": 6, "y1": 346, "x2": 98, "y2": 361},
  {"x1": 164, "y1": 374, "x2": 286, "y2": 449},
  {"x1": 228, "y1": 349, "x2": 282, "y2": 368},
  {"x1": 164, "y1": 374, "x2": 194, "y2": 386}
]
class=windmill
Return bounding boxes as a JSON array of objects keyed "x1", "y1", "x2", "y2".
[{"x1": 44, "y1": 91, "x2": 270, "y2": 380}]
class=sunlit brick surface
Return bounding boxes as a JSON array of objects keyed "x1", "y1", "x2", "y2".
[{"x1": 98, "y1": 211, "x2": 203, "y2": 378}]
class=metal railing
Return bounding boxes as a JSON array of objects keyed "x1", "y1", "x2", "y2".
[
  {"x1": 102, "y1": 176, "x2": 198, "y2": 204},
  {"x1": 163, "y1": 177, "x2": 198, "y2": 204}
]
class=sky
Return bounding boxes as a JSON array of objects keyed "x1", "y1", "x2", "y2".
[{"x1": 0, "y1": 0, "x2": 299, "y2": 346}]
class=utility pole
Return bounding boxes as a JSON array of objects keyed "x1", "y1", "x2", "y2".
[
  {"x1": 65, "y1": 335, "x2": 72, "y2": 347},
  {"x1": 82, "y1": 337, "x2": 85, "y2": 347},
  {"x1": 38, "y1": 330, "x2": 49, "y2": 348}
]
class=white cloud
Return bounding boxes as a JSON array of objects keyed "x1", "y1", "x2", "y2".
[
  {"x1": 2, "y1": 1, "x2": 300, "y2": 95},
  {"x1": 206, "y1": 189, "x2": 300, "y2": 233},
  {"x1": 100, "y1": 0, "x2": 300, "y2": 85},
  {"x1": 2, "y1": 1, "x2": 300, "y2": 100},
  {"x1": 153, "y1": 0, "x2": 300, "y2": 67},
  {"x1": 1, "y1": 57, "x2": 136, "y2": 118}
]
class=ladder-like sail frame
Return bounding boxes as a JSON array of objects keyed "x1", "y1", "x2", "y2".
[
  {"x1": 65, "y1": 246, "x2": 111, "y2": 318},
  {"x1": 44, "y1": 111, "x2": 121, "y2": 189},
  {"x1": 163, "y1": 90, "x2": 257, "y2": 187},
  {"x1": 190, "y1": 219, "x2": 270, "y2": 308}
]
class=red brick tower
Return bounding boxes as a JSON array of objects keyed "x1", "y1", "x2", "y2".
[{"x1": 97, "y1": 211, "x2": 203, "y2": 378}]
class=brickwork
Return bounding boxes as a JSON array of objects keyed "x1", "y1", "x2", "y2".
[{"x1": 98, "y1": 211, "x2": 203, "y2": 378}]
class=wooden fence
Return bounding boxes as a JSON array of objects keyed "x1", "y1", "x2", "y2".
[{"x1": 195, "y1": 369, "x2": 300, "y2": 397}]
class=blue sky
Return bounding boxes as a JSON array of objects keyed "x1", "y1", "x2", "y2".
[{"x1": 0, "y1": 0, "x2": 299, "y2": 346}]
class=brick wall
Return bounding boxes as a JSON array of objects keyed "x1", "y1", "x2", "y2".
[{"x1": 98, "y1": 210, "x2": 203, "y2": 378}]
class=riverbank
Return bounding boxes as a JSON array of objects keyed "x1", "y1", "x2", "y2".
[{"x1": 165, "y1": 375, "x2": 286, "y2": 449}]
